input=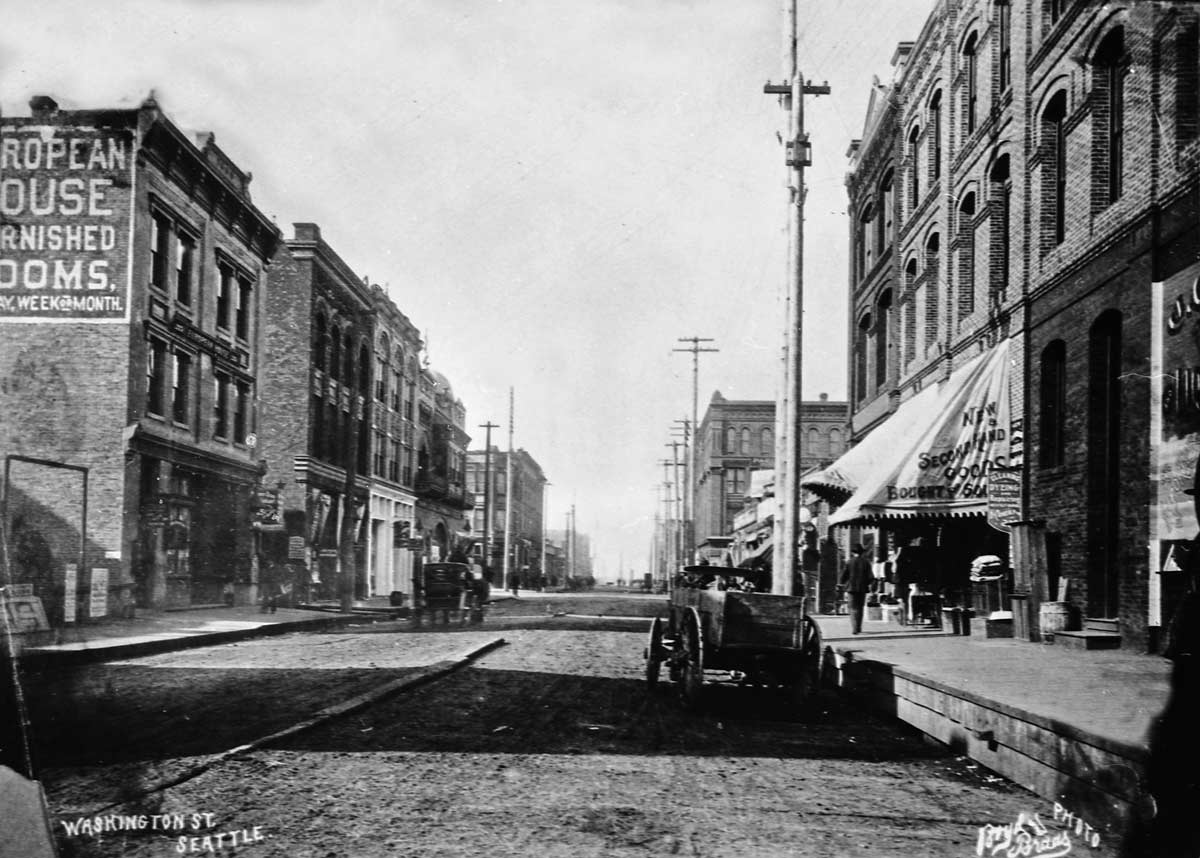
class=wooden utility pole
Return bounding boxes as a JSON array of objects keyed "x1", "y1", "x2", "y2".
[
  {"x1": 765, "y1": 0, "x2": 829, "y2": 597},
  {"x1": 673, "y1": 338, "x2": 718, "y2": 563},
  {"x1": 478, "y1": 421, "x2": 499, "y2": 581},
  {"x1": 502, "y1": 388, "x2": 514, "y2": 589}
]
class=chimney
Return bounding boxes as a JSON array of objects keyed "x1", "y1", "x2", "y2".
[{"x1": 29, "y1": 95, "x2": 59, "y2": 117}]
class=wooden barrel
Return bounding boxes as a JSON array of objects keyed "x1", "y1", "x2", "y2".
[{"x1": 1039, "y1": 601, "x2": 1071, "y2": 634}]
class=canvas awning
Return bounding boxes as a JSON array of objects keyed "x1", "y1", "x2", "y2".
[
  {"x1": 803, "y1": 339, "x2": 1013, "y2": 525},
  {"x1": 738, "y1": 539, "x2": 773, "y2": 568}
]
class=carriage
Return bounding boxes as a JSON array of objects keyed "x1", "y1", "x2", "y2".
[
  {"x1": 412, "y1": 562, "x2": 487, "y2": 626},
  {"x1": 643, "y1": 565, "x2": 821, "y2": 709}
]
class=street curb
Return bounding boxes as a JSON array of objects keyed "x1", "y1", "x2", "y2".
[
  {"x1": 80, "y1": 637, "x2": 507, "y2": 816},
  {"x1": 19, "y1": 614, "x2": 366, "y2": 672}
]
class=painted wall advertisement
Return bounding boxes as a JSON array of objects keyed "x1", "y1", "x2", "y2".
[
  {"x1": 0, "y1": 122, "x2": 133, "y2": 321},
  {"x1": 1152, "y1": 261, "x2": 1200, "y2": 626}
]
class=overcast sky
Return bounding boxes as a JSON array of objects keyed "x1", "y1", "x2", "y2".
[{"x1": 2, "y1": 0, "x2": 935, "y2": 579}]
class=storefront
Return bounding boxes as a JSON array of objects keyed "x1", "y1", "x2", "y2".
[{"x1": 803, "y1": 340, "x2": 1018, "y2": 614}]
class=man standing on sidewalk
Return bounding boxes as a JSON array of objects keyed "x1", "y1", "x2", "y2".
[{"x1": 839, "y1": 544, "x2": 873, "y2": 635}]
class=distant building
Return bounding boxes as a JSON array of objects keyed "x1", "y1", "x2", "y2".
[
  {"x1": 0, "y1": 95, "x2": 280, "y2": 617},
  {"x1": 692, "y1": 392, "x2": 847, "y2": 554},
  {"x1": 412, "y1": 368, "x2": 473, "y2": 563},
  {"x1": 466, "y1": 447, "x2": 546, "y2": 583}
]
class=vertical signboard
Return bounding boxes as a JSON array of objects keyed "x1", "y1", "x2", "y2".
[
  {"x1": 88, "y1": 568, "x2": 108, "y2": 618},
  {"x1": 0, "y1": 122, "x2": 134, "y2": 321},
  {"x1": 62, "y1": 564, "x2": 77, "y2": 623}
]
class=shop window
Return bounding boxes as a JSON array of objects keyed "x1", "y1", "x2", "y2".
[
  {"x1": 172, "y1": 350, "x2": 192, "y2": 425},
  {"x1": 147, "y1": 337, "x2": 167, "y2": 417},
  {"x1": 1038, "y1": 340, "x2": 1066, "y2": 468}
]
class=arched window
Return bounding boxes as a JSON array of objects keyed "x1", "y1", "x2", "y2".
[
  {"x1": 958, "y1": 193, "x2": 976, "y2": 320},
  {"x1": 1094, "y1": 27, "x2": 1127, "y2": 205},
  {"x1": 908, "y1": 125, "x2": 921, "y2": 207},
  {"x1": 929, "y1": 91, "x2": 943, "y2": 179},
  {"x1": 314, "y1": 312, "x2": 327, "y2": 371},
  {"x1": 855, "y1": 313, "x2": 872, "y2": 403},
  {"x1": 376, "y1": 334, "x2": 390, "y2": 402},
  {"x1": 740, "y1": 427, "x2": 751, "y2": 455},
  {"x1": 879, "y1": 169, "x2": 895, "y2": 250},
  {"x1": 829, "y1": 428, "x2": 843, "y2": 456},
  {"x1": 1042, "y1": 91, "x2": 1068, "y2": 248},
  {"x1": 924, "y1": 233, "x2": 940, "y2": 353},
  {"x1": 989, "y1": 156, "x2": 1012, "y2": 298},
  {"x1": 963, "y1": 33, "x2": 979, "y2": 135},
  {"x1": 876, "y1": 289, "x2": 892, "y2": 388},
  {"x1": 329, "y1": 323, "x2": 341, "y2": 382},
  {"x1": 857, "y1": 203, "x2": 874, "y2": 280},
  {"x1": 761, "y1": 427, "x2": 773, "y2": 454},
  {"x1": 904, "y1": 259, "x2": 918, "y2": 367},
  {"x1": 343, "y1": 331, "x2": 355, "y2": 387},
  {"x1": 725, "y1": 426, "x2": 737, "y2": 454},
  {"x1": 1039, "y1": 339, "x2": 1066, "y2": 468},
  {"x1": 807, "y1": 427, "x2": 823, "y2": 458}
]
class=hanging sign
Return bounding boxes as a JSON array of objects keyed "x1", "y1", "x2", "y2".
[
  {"x1": 987, "y1": 467, "x2": 1023, "y2": 533},
  {"x1": 88, "y1": 568, "x2": 108, "y2": 617}
]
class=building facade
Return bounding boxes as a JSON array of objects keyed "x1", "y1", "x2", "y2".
[
  {"x1": 365, "y1": 283, "x2": 421, "y2": 599},
  {"x1": 466, "y1": 447, "x2": 547, "y2": 585},
  {"x1": 412, "y1": 368, "x2": 473, "y2": 564},
  {"x1": 260, "y1": 223, "x2": 375, "y2": 602},
  {"x1": 0, "y1": 95, "x2": 280, "y2": 617},
  {"x1": 825, "y1": 0, "x2": 1200, "y2": 653},
  {"x1": 693, "y1": 392, "x2": 847, "y2": 550}
]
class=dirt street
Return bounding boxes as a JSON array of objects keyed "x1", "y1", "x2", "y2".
[{"x1": 28, "y1": 596, "x2": 1117, "y2": 858}]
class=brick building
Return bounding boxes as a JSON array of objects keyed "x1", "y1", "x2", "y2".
[
  {"x1": 694, "y1": 392, "x2": 847, "y2": 552},
  {"x1": 259, "y1": 223, "x2": 375, "y2": 602},
  {"x1": 814, "y1": 0, "x2": 1200, "y2": 652},
  {"x1": 466, "y1": 447, "x2": 547, "y2": 585},
  {"x1": 0, "y1": 95, "x2": 280, "y2": 617},
  {"x1": 412, "y1": 368, "x2": 473, "y2": 564}
]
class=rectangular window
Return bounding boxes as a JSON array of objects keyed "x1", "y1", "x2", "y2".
[
  {"x1": 235, "y1": 278, "x2": 252, "y2": 340},
  {"x1": 391, "y1": 370, "x2": 402, "y2": 411},
  {"x1": 376, "y1": 357, "x2": 388, "y2": 402},
  {"x1": 172, "y1": 351, "x2": 191, "y2": 425},
  {"x1": 389, "y1": 440, "x2": 400, "y2": 482},
  {"x1": 216, "y1": 266, "x2": 232, "y2": 331},
  {"x1": 373, "y1": 431, "x2": 386, "y2": 477},
  {"x1": 213, "y1": 373, "x2": 230, "y2": 439},
  {"x1": 147, "y1": 338, "x2": 167, "y2": 416},
  {"x1": 1055, "y1": 117, "x2": 1067, "y2": 245},
  {"x1": 233, "y1": 381, "x2": 249, "y2": 444},
  {"x1": 176, "y1": 235, "x2": 194, "y2": 307},
  {"x1": 151, "y1": 214, "x2": 171, "y2": 291}
]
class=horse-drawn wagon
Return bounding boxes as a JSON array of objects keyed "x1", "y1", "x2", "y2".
[{"x1": 643, "y1": 566, "x2": 821, "y2": 709}]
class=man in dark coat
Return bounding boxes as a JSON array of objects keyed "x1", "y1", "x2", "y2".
[{"x1": 839, "y1": 544, "x2": 874, "y2": 635}]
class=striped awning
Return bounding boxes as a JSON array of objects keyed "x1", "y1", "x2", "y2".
[{"x1": 803, "y1": 339, "x2": 1013, "y2": 526}]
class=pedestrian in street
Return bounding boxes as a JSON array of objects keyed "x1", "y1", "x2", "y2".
[
  {"x1": 508, "y1": 568, "x2": 521, "y2": 597},
  {"x1": 839, "y1": 544, "x2": 873, "y2": 635},
  {"x1": 260, "y1": 560, "x2": 282, "y2": 614}
]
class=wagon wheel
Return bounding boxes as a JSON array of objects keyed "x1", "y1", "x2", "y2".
[
  {"x1": 644, "y1": 617, "x2": 665, "y2": 691},
  {"x1": 678, "y1": 609, "x2": 705, "y2": 710},
  {"x1": 790, "y1": 615, "x2": 823, "y2": 710}
]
